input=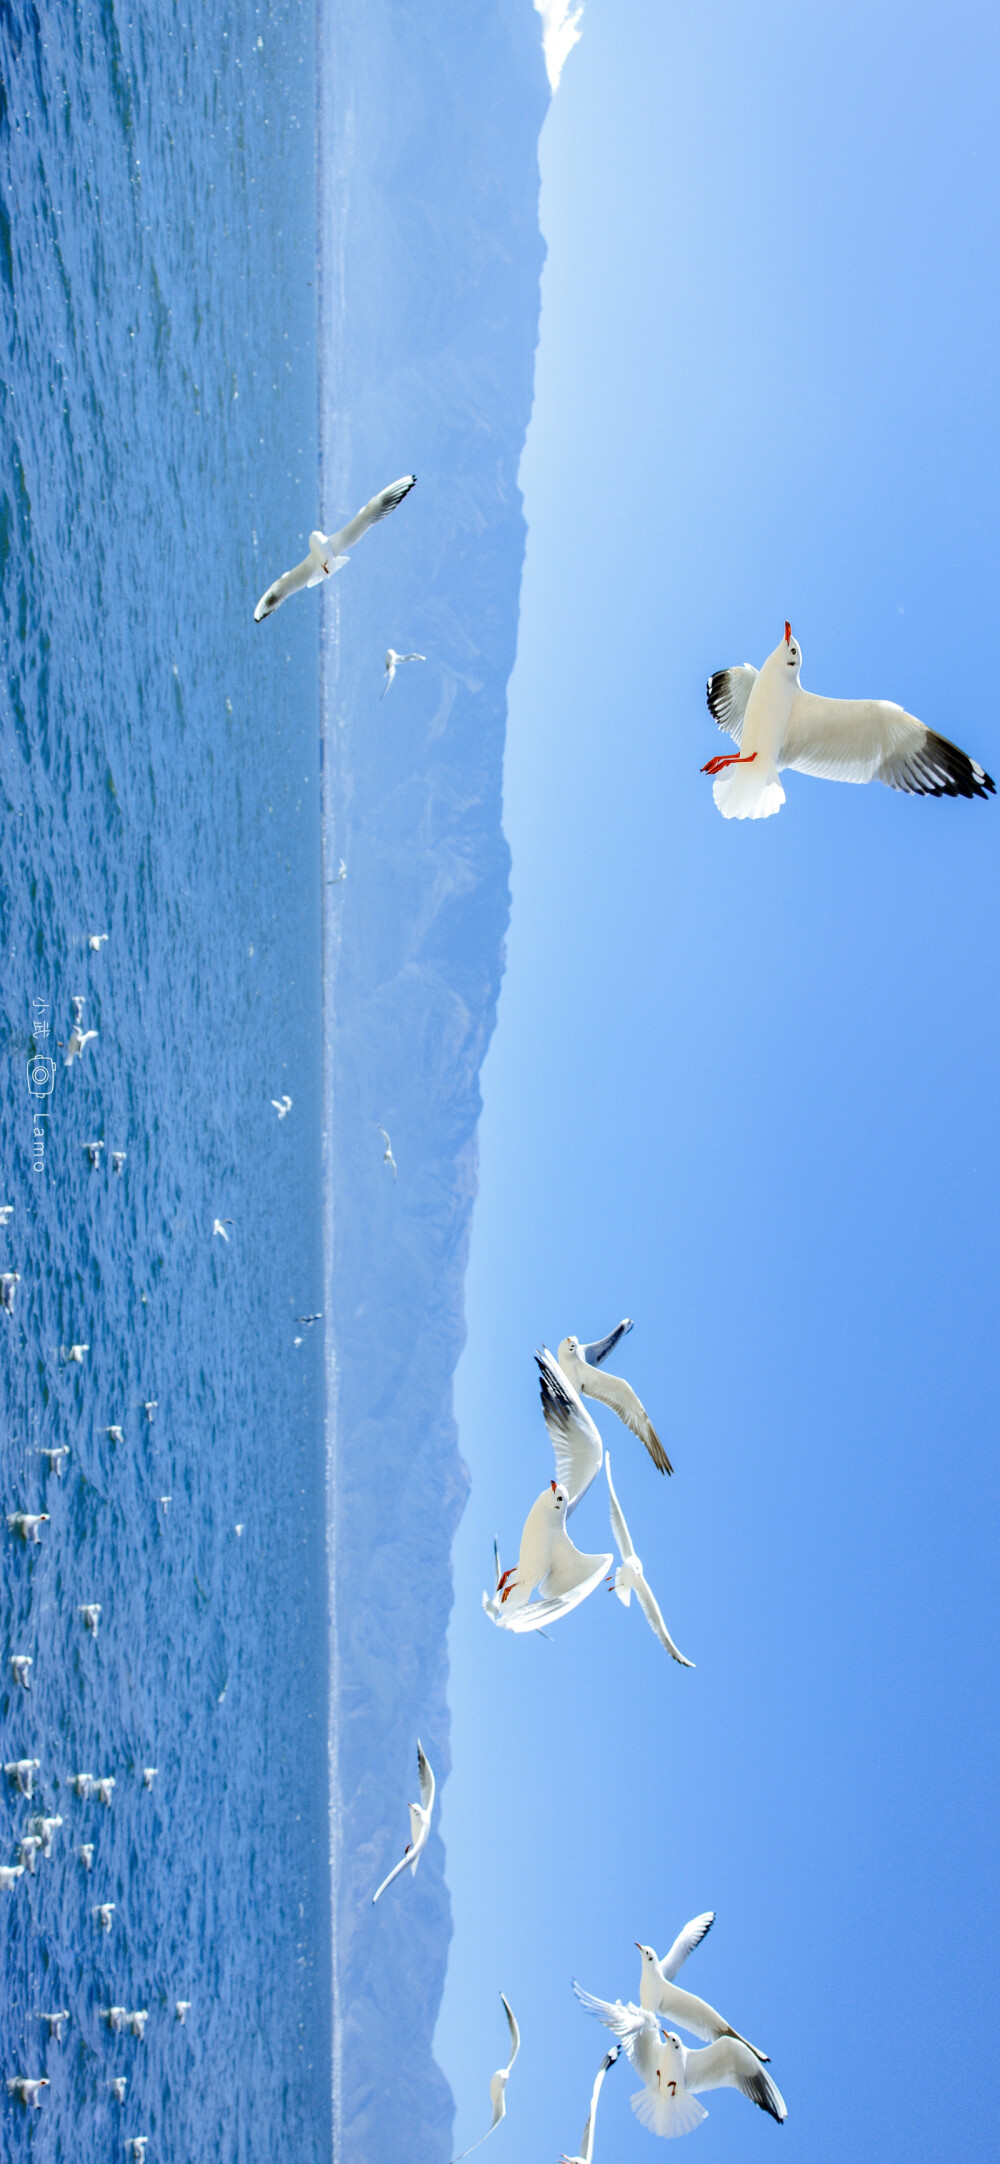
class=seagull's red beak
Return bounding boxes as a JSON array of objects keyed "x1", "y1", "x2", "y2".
[
  {"x1": 551, "y1": 1479, "x2": 557, "y2": 1493},
  {"x1": 784, "y1": 620, "x2": 791, "y2": 644}
]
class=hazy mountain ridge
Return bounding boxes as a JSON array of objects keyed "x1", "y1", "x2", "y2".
[{"x1": 317, "y1": 5, "x2": 550, "y2": 2158}]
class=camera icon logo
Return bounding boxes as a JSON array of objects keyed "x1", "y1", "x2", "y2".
[{"x1": 27, "y1": 1056, "x2": 56, "y2": 1097}]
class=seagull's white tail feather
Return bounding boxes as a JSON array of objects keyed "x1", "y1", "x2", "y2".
[
  {"x1": 712, "y1": 760, "x2": 785, "y2": 821},
  {"x1": 306, "y1": 554, "x2": 349, "y2": 589},
  {"x1": 631, "y1": 2085, "x2": 707, "y2": 2138},
  {"x1": 613, "y1": 1569, "x2": 632, "y2": 1607}
]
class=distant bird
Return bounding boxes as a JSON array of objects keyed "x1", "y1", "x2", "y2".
[
  {"x1": 6, "y1": 2077, "x2": 49, "y2": 2107},
  {"x1": 36, "y1": 2010, "x2": 69, "y2": 2042},
  {"x1": 328, "y1": 859, "x2": 347, "y2": 883},
  {"x1": 64, "y1": 1026, "x2": 98, "y2": 1065},
  {"x1": 0, "y1": 1204, "x2": 14, "y2": 1224},
  {"x1": 175, "y1": 2001, "x2": 191, "y2": 2023},
  {"x1": 101, "y1": 2007, "x2": 127, "y2": 2032},
  {"x1": 126, "y1": 2139, "x2": 149, "y2": 2161},
  {"x1": 635, "y1": 1920, "x2": 767, "y2": 2059},
  {"x1": 37, "y1": 1445, "x2": 69, "y2": 1475},
  {"x1": 142, "y1": 1767, "x2": 157, "y2": 1790},
  {"x1": 93, "y1": 1902, "x2": 115, "y2": 1931},
  {"x1": 212, "y1": 1219, "x2": 233, "y2": 1240},
  {"x1": 18, "y1": 1836, "x2": 41, "y2": 1874},
  {"x1": 79, "y1": 1604, "x2": 101, "y2": 1637},
  {"x1": 559, "y1": 2047, "x2": 621, "y2": 2164},
  {"x1": 110, "y1": 2076, "x2": 128, "y2": 2102},
  {"x1": 484, "y1": 1352, "x2": 612, "y2": 1634},
  {"x1": 7, "y1": 1512, "x2": 49, "y2": 1544},
  {"x1": 88, "y1": 932, "x2": 109, "y2": 951},
  {"x1": 143, "y1": 1402, "x2": 157, "y2": 1422},
  {"x1": 1, "y1": 1271, "x2": 19, "y2": 1313},
  {"x1": 69, "y1": 1772, "x2": 95, "y2": 1797},
  {"x1": 77, "y1": 1843, "x2": 95, "y2": 1870},
  {"x1": 94, "y1": 1774, "x2": 116, "y2": 1805},
  {"x1": 703, "y1": 621, "x2": 995, "y2": 819},
  {"x1": 0, "y1": 1864, "x2": 26, "y2": 1889},
  {"x1": 573, "y1": 1987, "x2": 786, "y2": 2134},
  {"x1": 159, "y1": 1496, "x2": 172, "y2": 1514},
  {"x1": 106, "y1": 1425, "x2": 125, "y2": 1445},
  {"x1": 112, "y1": 1151, "x2": 127, "y2": 1174},
  {"x1": 71, "y1": 995, "x2": 86, "y2": 1025},
  {"x1": 557, "y1": 1321, "x2": 671, "y2": 1475},
  {"x1": 29, "y1": 1814, "x2": 63, "y2": 1857},
  {"x1": 382, "y1": 647, "x2": 426, "y2": 698},
  {"x1": 296, "y1": 1313, "x2": 323, "y2": 1327},
  {"x1": 62, "y1": 1343, "x2": 89, "y2": 1363},
  {"x1": 127, "y1": 2009, "x2": 149, "y2": 2039},
  {"x1": 235, "y1": 1523, "x2": 244, "y2": 1537},
  {"x1": 271, "y1": 1095, "x2": 292, "y2": 1119},
  {"x1": 605, "y1": 1456, "x2": 693, "y2": 1666},
  {"x1": 371, "y1": 1740, "x2": 435, "y2": 1903},
  {"x1": 378, "y1": 1126, "x2": 397, "y2": 1180},
  {"x1": 10, "y1": 1655, "x2": 32, "y2": 1688},
  {"x1": 82, "y1": 1140, "x2": 104, "y2": 1167},
  {"x1": 451, "y1": 1994, "x2": 520, "y2": 2161},
  {"x1": 254, "y1": 474, "x2": 417, "y2": 622}
]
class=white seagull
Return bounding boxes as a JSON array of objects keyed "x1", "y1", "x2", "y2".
[
  {"x1": 106, "y1": 1426, "x2": 125, "y2": 1444},
  {"x1": 558, "y1": 1320, "x2": 672, "y2": 1474},
  {"x1": 573, "y1": 1987, "x2": 786, "y2": 2135},
  {"x1": 328, "y1": 859, "x2": 347, "y2": 884},
  {"x1": 37, "y1": 1445, "x2": 69, "y2": 1475},
  {"x1": 62, "y1": 1343, "x2": 89, "y2": 1363},
  {"x1": 175, "y1": 2001, "x2": 191, "y2": 2023},
  {"x1": 484, "y1": 1351, "x2": 612, "y2": 1634},
  {"x1": 94, "y1": 1775, "x2": 115, "y2": 1805},
  {"x1": 606, "y1": 1456, "x2": 693, "y2": 1667},
  {"x1": 378, "y1": 1127, "x2": 397, "y2": 1180},
  {"x1": 93, "y1": 1902, "x2": 115, "y2": 1931},
  {"x1": 560, "y1": 2047, "x2": 621, "y2": 2164},
  {"x1": 254, "y1": 475, "x2": 417, "y2": 621},
  {"x1": 112, "y1": 1151, "x2": 127, "y2": 1174},
  {"x1": 18, "y1": 1837, "x2": 41, "y2": 1873},
  {"x1": 7, "y1": 1512, "x2": 49, "y2": 1543},
  {"x1": 382, "y1": 647, "x2": 426, "y2": 698},
  {"x1": 0, "y1": 1864, "x2": 26, "y2": 1889},
  {"x1": 371, "y1": 1739, "x2": 435, "y2": 1903},
  {"x1": 1, "y1": 1271, "x2": 19, "y2": 1312},
  {"x1": 29, "y1": 1814, "x2": 63, "y2": 1857},
  {"x1": 5, "y1": 1758, "x2": 40, "y2": 1794},
  {"x1": 88, "y1": 932, "x2": 109, "y2": 950},
  {"x1": 635, "y1": 1920, "x2": 767, "y2": 2059},
  {"x1": 126, "y1": 2140, "x2": 149, "y2": 2161},
  {"x1": 271, "y1": 1096, "x2": 292, "y2": 1120},
  {"x1": 64, "y1": 1026, "x2": 98, "y2": 1065},
  {"x1": 703, "y1": 622, "x2": 995, "y2": 820},
  {"x1": 110, "y1": 2076, "x2": 128, "y2": 2102},
  {"x1": 78, "y1": 1844, "x2": 94, "y2": 1870},
  {"x1": 451, "y1": 1994, "x2": 520, "y2": 2161},
  {"x1": 71, "y1": 995, "x2": 86, "y2": 1025},
  {"x1": 6, "y1": 2078, "x2": 49, "y2": 2107},
  {"x1": 69, "y1": 1772, "x2": 95, "y2": 1797},
  {"x1": 10, "y1": 1655, "x2": 32, "y2": 1688},
  {"x1": 143, "y1": 1402, "x2": 157, "y2": 1422},
  {"x1": 102, "y1": 2007, "x2": 127, "y2": 2032},
  {"x1": 212, "y1": 1219, "x2": 233, "y2": 1241},
  {"x1": 0, "y1": 1204, "x2": 14, "y2": 1223},
  {"x1": 79, "y1": 1604, "x2": 101, "y2": 1636},
  {"x1": 82, "y1": 1140, "x2": 104, "y2": 1167},
  {"x1": 127, "y1": 2009, "x2": 149, "y2": 2039},
  {"x1": 36, "y1": 2010, "x2": 69, "y2": 2042},
  {"x1": 142, "y1": 1767, "x2": 158, "y2": 1790}
]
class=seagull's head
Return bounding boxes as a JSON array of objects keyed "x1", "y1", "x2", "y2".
[
  {"x1": 549, "y1": 1480, "x2": 570, "y2": 1515},
  {"x1": 782, "y1": 621, "x2": 802, "y2": 673},
  {"x1": 636, "y1": 1942, "x2": 658, "y2": 1967}
]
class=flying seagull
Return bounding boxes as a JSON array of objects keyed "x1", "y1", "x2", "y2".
[
  {"x1": 328, "y1": 859, "x2": 347, "y2": 884},
  {"x1": 484, "y1": 1352, "x2": 612, "y2": 1634},
  {"x1": 378, "y1": 1127, "x2": 397, "y2": 1180},
  {"x1": 254, "y1": 475, "x2": 416, "y2": 621},
  {"x1": 560, "y1": 2047, "x2": 621, "y2": 2164},
  {"x1": 558, "y1": 1321, "x2": 672, "y2": 1475},
  {"x1": 212, "y1": 1219, "x2": 233, "y2": 1241},
  {"x1": 382, "y1": 647, "x2": 426, "y2": 698},
  {"x1": 573, "y1": 1987, "x2": 786, "y2": 2135},
  {"x1": 88, "y1": 932, "x2": 109, "y2": 950},
  {"x1": 451, "y1": 1994, "x2": 520, "y2": 2161},
  {"x1": 635, "y1": 1920, "x2": 767, "y2": 2060},
  {"x1": 271, "y1": 1096, "x2": 292, "y2": 1120},
  {"x1": 371, "y1": 1740, "x2": 435, "y2": 1903},
  {"x1": 606, "y1": 1455, "x2": 693, "y2": 1666},
  {"x1": 64, "y1": 1026, "x2": 98, "y2": 1065},
  {"x1": 703, "y1": 622, "x2": 995, "y2": 819}
]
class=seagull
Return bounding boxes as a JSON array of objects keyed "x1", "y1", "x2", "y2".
[
  {"x1": 69, "y1": 1771, "x2": 95, "y2": 1797},
  {"x1": 93, "y1": 1902, "x2": 115, "y2": 1931},
  {"x1": 0, "y1": 1204, "x2": 14, "y2": 1223},
  {"x1": 110, "y1": 2076, "x2": 128, "y2": 2102},
  {"x1": 18, "y1": 1836, "x2": 41, "y2": 1873},
  {"x1": 703, "y1": 621, "x2": 996, "y2": 820},
  {"x1": 29, "y1": 1814, "x2": 63, "y2": 1856},
  {"x1": 6, "y1": 2078, "x2": 49, "y2": 2107},
  {"x1": 235, "y1": 1522, "x2": 244, "y2": 1536},
  {"x1": 79, "y1": 1604, "x2": 101, "y2": 1636},
  {"x1": 10, "y1": 1656, "x2": 31, "y2": 1688},
  {"x1": 94, "y1": 1775, "x2": 116, "y2": 1805},
  {"x1": 559, "y1": 2047, "x2": 622, "y2": 2164},
  {"x1": 102, "y1": 2006, "x2": 127, "y2": 2032},
  {"x1": 175, "y1": 2001, "x2": 191, "y2": 2023},
  {"x1": 62, "y1": 1343, "x2": 89, "y2": 1363},
  {"x1": 271, "y1": 1096, "x2": 292, "y2": 1119},
  {"x1": 126, "y1": 2139, "x2": 149, "y2": 2161},
  {"x1": 71, "y1": 995, "x2": 86, "y2": 1025},
  {"x1": 0, "y1": 1270, "x2": 19, "y2": 1312},
  {"x1": 82, "y1": 1140, "x2": 104, "y2": 1167},
  {"x1": 296, "y1": 1312, "x2": 323, "y2": 1326},
  {"x1": 451, "y1": 1994, "x2": 520, "y2": 2161},
  {"x1": 88, "y1": 932, "x2": 109, "y2": 950},
  {"x1": 127, "y1": 2009, "x2": 149, "y2": 2039},
  {"x1": 371, "y1": 1740, "x2": 435, "y2": 1903},
  {"x1": 557, "y1": 1321, "x2": 672, "y2": 1474},
  {"x1": 64, "y1": 1026, "x2": 98, "y2": 1065},
  {"x1": 78, "y1": 1843, "x2": 94, "y2": 1870},
  {"x1": 573, "y1": 1987, "x2": 786, "y2": 2134},
  {"x1": 143, "y1": 1401, "x2": 157, "y2": 1422},
  {"x1": 605, "y1": 1457, "x2": 693, "y2": 1667},
  {"x1": 37, "y1": 1445, "x2": 69, "y2": 1475},
  {"x1": 254, "y1": 475, "x2": 417, "y2": 621},
  {"x1": 36, "y1": 2010, "x2": 69, "y2": 2042},
  {"x1": 636, "y1": 1924, "x2": 767, "y2": 2058},
  {"x1": 212, "y1": 1219, "x2": 233, "y2": 1240},
  {"x1": 328, "y1": 859, "x2": 347, "y2": 884},
  {"x1": 378, "y1": 1127, "x2": 397, "y2": 1180},
  {"x1": 142, "y1": 1767, "x2": 158, "y2": 1790},
  {"x1": 159, "y1": 1496, "x2": 172, "y2": 1513},
  {"x1": 0, "y1": 1864, "x2": 26, "y2": 1889},
  {"x1": 484, "y1": 1352, "x2": 612, "y2": 1633},
  {"x1": 382, "y1": 647, "x2": 426, "y2": 698},
  {"x1": 7, "y1": 1512, "x2": 49, "y2": 1543},
  {"x1": 106, "y1": 1426, "x2": 125, "y2": 1444},
  {"x1": 112, "y1": 1151, "x2": 127, "y2": 1174}
]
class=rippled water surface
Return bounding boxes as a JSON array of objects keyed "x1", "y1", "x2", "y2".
[{"x1": 0, "y1": 4, "x2": 331, "y2": 2154}]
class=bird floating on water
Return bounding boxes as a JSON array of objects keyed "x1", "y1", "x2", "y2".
[
  {"x1": 6, "y1": 2077, "x2": 49, "y2": 2107},
  {"x1": 0, "y1": 1864, "x2": 26, "y2": 1889},
  {"x1": 127, "y1": 2009, "x2": 149, "y2": 2039},
  {"x1": 82, "y1": 1139, "x2": 104, "y2": 1167},
  {"x1": 159, "y1": 1496, "x2": 172, "y2": 1513},
  {"x1": 0, "y1": 1204, "x2": 13, "y2": 1223},
  {"x1": 254, "y1": 475, "x2": 417, "y2": 622},
  {"x1": 110, "y1": 2076, "x2": 128, "y2": 2102},
  {"x1": 94, "y1": 1775, "x2": 115, "y2": 1806},
  {"x1": 62, "y1": 1343, "x2": 89, "y2": 1363},
  {"x1": 382, "y1": 647, "x2": 425, "y2": 698},
  {"x1": 605, "y1": 1456, "x2": 693, "y2": 1666},
  {"x1": 79, "y1": 1604, "x2": 101, "y2": 1637},
  {"x1": 18, "y1": 1837, "x2": 41, "y2": 1873},
  {"x1": 29, "y1": 1814, "x2": 63, "y2": 1857},
  {"x1": 451, "y1": 1994, "x2": 520, "y2": 2161},
  {"x1": 36, "y1": 2010, "x2": 69, "y2": 2042},
  {"x1": 37, "y1": 1444, "x2": 69, "y2": 1475},
  {"x1": 557, "y1": 1320, "x2": 671, "y2": 1475},
  {"x1": 8, "y1": 1512, "x2": 49, "y2": 1544},
  {"x1": 143, "y1": 1402, "x2": 157, "y2": 1422},
  {"x1": 93, "y1": 1902, "x2": 115, "y2": 1931},
  {"x1": 69, "y1": 1771, "x2": 95, "y2": 1797},
  {"x1": 78, "y1": 1843, "x2": 94, "y2": 1870},
  {"x1": 142, "y1": 1767, "x2": 158, "y2": 1790},
  {"x1": 559, "y1": 2047, "x2": 621, "y2": 2164},
  {"x1": 328, "y1": 859, "x2": 347, "y2": 884},
  {"x1": 10, "y1": 1655, "x2": 32, "y2": 1689},
  {"x1": 378, "y1": 1127, "x2": 397, "y2": 1180},
  {"x1": 703, "y1": 622, "x2": 995, "y2": 819},
  {"x1": 371, "y1": 1739, "x2": 435, "y2": 1903},
  {"x1": 71, "y1": 995, "x2": 86, "y2": 1025},
  {"x1": 106, "y1": 1425, "x2": 125, "y2": 1445},
  {"x1": 112, "y1": 1151, "x2": 127, "y2": 1174},
  {"x1": 88, "y1": 932, "x2": 109, "y2": 951},
  {"x1": 175, "y1": 2000, "x2": 191, "y2": 2023},
  {"x1": 1, "y1": 1271, "x2": 20, "y2": 1313}
]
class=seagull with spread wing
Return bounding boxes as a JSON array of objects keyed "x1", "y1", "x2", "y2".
[
  {"x1": 573, "y1": 1986, "x2": 786, "y2": 2137},
  {"x1": 636, "y1": 1917, "x2": 768, "y2": 2059},
  {"x1": 558, "y1": 1320, "x2": 671, "y2": 1475},
  {"x1": 451, "y1": 1994, "x2": 520, "y2": 2161},
  {"x1": 382, "y1": 648, "x2": 426, "y2": 698},
  {"x1": 703, "y1": 621, "x2": 995, "y2": 819},
  {"x1": 371, "y1": 1740, "x2": 435, "y2": 1904},
  {"x1": 254, "y1": 475, "x2": 416, "y2": 621},
  {"x1": 378, "y1": 1127, "x2": 397, "y2": 1181},
  {"x1": 606, "y1": 1456, "x2": 692, "y2": 1666},
  {"x1": 483, "y1": 1351, "x2": 611, "y2": 1634},
  {"x1": 560, "y1": 2048, "x2": 621, "y2": 2164}
]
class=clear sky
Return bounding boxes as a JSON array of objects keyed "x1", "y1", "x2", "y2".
[{"x1": 436, "y1": 3, "x2": 1000, "y2": 2159}]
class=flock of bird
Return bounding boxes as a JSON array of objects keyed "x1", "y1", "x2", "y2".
[{"x1": 251, "y1": 475, "x2": 998, "y2": 2152}]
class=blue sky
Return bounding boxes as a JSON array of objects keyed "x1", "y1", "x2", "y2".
[{"x1": 437, "y1": 3, "x2": 1000, "y2": 2159}]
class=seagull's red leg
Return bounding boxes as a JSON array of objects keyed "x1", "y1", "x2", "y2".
[
  {"x1": 499, "y1": 1579, "x2": 519, "y2": 1605},
  {"x1": 700, "y1": 751, "x2": 758, "y2": 777},
  {"x1": 496, "y1": 1567, "x2": 516, "y2": 1593}
]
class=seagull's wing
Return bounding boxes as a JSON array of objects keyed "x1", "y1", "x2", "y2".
[
  {"x1": 328, "y1": 473, "x2": 416, "y2": 553},
  {"x1": 572, "y1": 2048, "x2": 620, "y2": 2164},
  {"x1": 371, "y1": 1848, "x2": 414, "y2": 1904},
  {"x1": 500, "y1": 1993, "x2": 520, "y2": 2071},
  {"x1": 484, "y1": 1551, "x2": 610, "y2": 1632},
  {"x1": 536, "y1": 1348, "x2": 603, "y2": 1508},
  {"x1": 572, "y1": 1987, "x2": 648, "y2": 2057},
  {"x1": 683, "y1": 2038, "x2": 786, "y2": 2120},
  {"x1": 578, "y1": 1319, "x2": 633, "y2": 1367},
  {"x1": 254, "y1": 554, "x2": 315, "y2": 622},
  {"x1": 783, "y1": 689, "x2": 995, "y2": 798},
  {"x1": 381, "y1": 665, "x2": 396, "y2": 700},
  {"x1": 604, "y1": 1453, "x2": 636, "y2": 1564},
  {"x1": 658, "y1": 1912, "x2": 715, "y2": 1982},
  {"x1": 707, "y1": 664, "x2": 758, "y2": 745},
  {"x1": 416, "y1": 1740, "x2": 435, "y2": 1814},
  {"x1": 579, "y1": 1362, "x2": 672, "y2": 1475},
  {"x1": 401, "y1": 652, "x2": 426, "y2": 662},
  {"x1": 379, "y1": 1126, "x2": 391, "y2": 1146},
  {"x1": 633, "y1": 1574, "x2": 695, "y2": 1666},
  {"x1": 540, "y1": 1525, "x2": 613, "y2": 1600}
]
